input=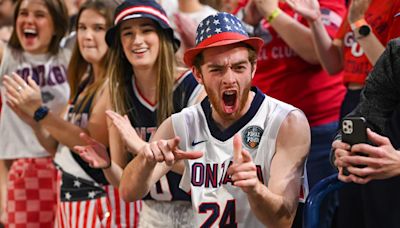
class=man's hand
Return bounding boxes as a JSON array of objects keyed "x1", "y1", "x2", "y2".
[
  {"x1": 142, "y1": 136, "x2": 203, "y2": 166},
  {"x1": 228, "y1": 134, "x2": 260, "y2": 193},
  {"x1": 74, "y1": 133, "x2": 111, "y2": 169},
  {"x1": 3, "y1": 73, "x2": 42, "y2": 117},
  {"x1": 339, "y1": 129, "x2": 400, "y2": 184}
]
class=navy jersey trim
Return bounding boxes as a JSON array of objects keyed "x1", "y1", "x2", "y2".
[
  {"x1": 201, "y1": 87, "x2": 265, "y2": 141},
  {"x1": 68, "y1": 74, "x2": 109, "y2": 185}
]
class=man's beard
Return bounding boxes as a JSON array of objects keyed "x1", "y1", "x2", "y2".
[{"x1": 204, "y1": 80, "x2": 252, "y2": 123}]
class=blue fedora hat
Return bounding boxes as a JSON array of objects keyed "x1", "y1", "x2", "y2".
[{"x1": 184, "y1": 12, "x2": 263, "y2": 67}]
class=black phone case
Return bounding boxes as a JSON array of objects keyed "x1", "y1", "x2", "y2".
[
  {"x1": 341, "y1": 117, "x2": 368, "y2": 176},
  {"x1": 341, "y1": 117, "x2": 367, "y2": 145}
]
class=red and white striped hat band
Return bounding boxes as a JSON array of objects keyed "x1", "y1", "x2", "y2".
[{"x1": 114, "y1": 6, "x2": 171, "y2": 27}]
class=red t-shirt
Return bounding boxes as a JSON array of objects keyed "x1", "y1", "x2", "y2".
[
  {"x1": 251, "y1": 0, "x2": 346, "y2": 126},
  {"x1": 335, "y1": 0, "x2": 400, "y2": 85}
]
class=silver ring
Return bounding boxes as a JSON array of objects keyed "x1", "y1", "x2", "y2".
[{"x1": 16, "y1": 86, "x2": 22, "y2": 92}]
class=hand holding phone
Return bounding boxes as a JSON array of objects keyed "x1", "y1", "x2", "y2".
[{"x1": 341, "y1": 117, "x2": 368, "y2": 176}]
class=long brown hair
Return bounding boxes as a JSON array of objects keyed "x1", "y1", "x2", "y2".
[
  {"x1": 67, "y1": 0, "x2": 117, "y2": 108},
  {"x1": 109, "y1": 24, "x2": 177, "y2": 126},
  {"x1": 8, "y1": 0, "x2": 68, "y2": 55}
]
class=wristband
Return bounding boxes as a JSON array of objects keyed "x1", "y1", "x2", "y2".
[
  {"x1": 350, "y1": 18, "x2": 371, "y2": 39},
  {"x1": 266, "y1": 8, "x2": 281, "y2": 23},
  {"x1": 33, "y1": 106, "x2": 49, "y2": 122},
  {"x1": 350, "y1": 18, "x2": 367, "y2": 30}
]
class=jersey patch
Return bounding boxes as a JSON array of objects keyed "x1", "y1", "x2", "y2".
[{"x1": 242, "y1": 125, "x2": 264, "y2": 149}]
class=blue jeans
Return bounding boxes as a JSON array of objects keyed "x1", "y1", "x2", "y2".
[{"x1": 306, "y1": 121, "x2": 339, "y2": 228}]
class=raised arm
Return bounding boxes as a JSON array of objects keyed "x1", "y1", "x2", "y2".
[
  {"x1": 244, "y1": 0, "x2": 334, "y2": 64},
  {"x1": 91, "y1": 109, "x2": 148, "y2": 187},
  {"x1": 230, "y1": 110, "x2": 310, "y2": 227},
  {"x1": 286, "y1": 0, "x2": 344, "y2": 74},
  {"x1": 3, "y1": 73, "x2": 109, "y2": 152},
  {"x1": 346, "y1": 0, "x2": 385, "y2": 65},
  {"x1": 4, "y1": 74, "x2": 61, "y2": 154},
  {"x1": 74, "y1": 98, "x2": 148, "y2": 187},
  {"x1": 289, "y1": 0, "x2": 385, "y2": 74}
]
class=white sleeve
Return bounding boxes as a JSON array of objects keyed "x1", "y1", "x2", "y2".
[
  {"x1": 171, "y1": 111, "x2": 189, "y2": 150},
  {"x1": 0, "y1": 46, "x2": 11, "y2": 86}
]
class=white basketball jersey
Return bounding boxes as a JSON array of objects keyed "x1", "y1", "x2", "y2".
[{"x1": 172, "y1": 88, "x2": 308, "y2": 227}]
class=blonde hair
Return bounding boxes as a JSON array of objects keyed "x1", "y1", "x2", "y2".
[{"x1": 109, "y1": 24, "x2": 177, "y2": 126}]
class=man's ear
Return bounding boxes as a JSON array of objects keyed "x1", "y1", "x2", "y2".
[
  {"x1": 192, "y1": 66, "x2": 204, "y2": 85},
  {"x1": 251, "y1": 62, "x2": 257, "y2": 79}
]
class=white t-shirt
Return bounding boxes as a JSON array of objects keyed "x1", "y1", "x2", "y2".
[{"x1": 0, "y1": 46, "x2": 71, "y2": 159}]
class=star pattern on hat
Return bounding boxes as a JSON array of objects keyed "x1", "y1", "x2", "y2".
[{"x1": 195, "y1": 12, "x2": 248, "y2": 45}]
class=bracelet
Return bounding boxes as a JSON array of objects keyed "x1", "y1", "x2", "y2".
[
  {"x1": 33, "y1": 106, "x2": 49, "y2": 122},
  {"x1": 266, "y1": 8, "x2": 281, "y2": 24}
]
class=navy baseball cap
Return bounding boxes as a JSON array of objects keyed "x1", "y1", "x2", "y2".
[{"x1": 105, "y1": 0, "x2": 180, "y2": 51}]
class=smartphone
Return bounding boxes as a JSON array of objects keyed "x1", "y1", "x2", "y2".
[
  {"x1": 341, "y1": 117, "x2": 368, "y2": 176},
  {"x1": 341, "y1": 117, "x2": 368, "y2": 145}
]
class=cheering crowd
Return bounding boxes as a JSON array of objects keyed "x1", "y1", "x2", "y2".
[{"x1": 0, "y1": 0, "x2": 400, "y2": 227}]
